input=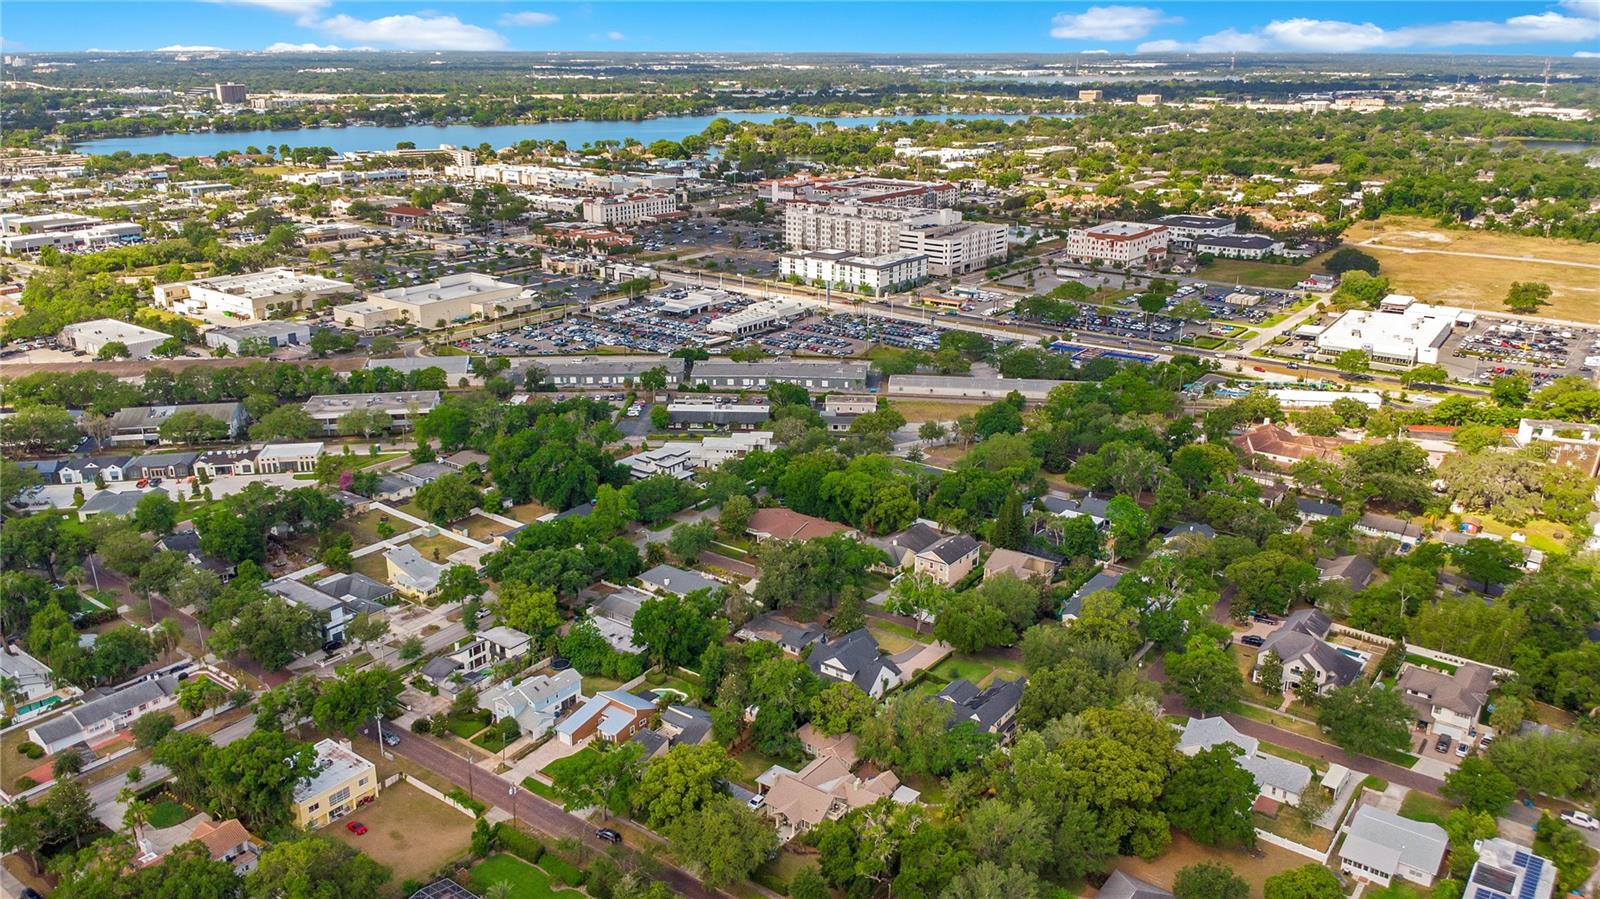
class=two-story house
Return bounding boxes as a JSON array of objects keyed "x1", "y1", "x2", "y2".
[
  {"x1": 291, "y1": 739, "x2": 378, "y2": 829},
  {"x1": 554, "y1": 690, "x2": 659, "y2": 746},
  {"x1": 1397, "y1": 663, "x2": 1495, "y2": 742},
  {"x1": 807, "y1": 629, "x2": 902, "y2": 698},
  {"x1": 479, "y1": 669, "x2": 583, "y2": 737},
  {"x1": 1252, "y1": 609, "x2": 1363, "y2": 696},
  {"x1": 913, "y1": 534, "x2": 980, "y2": 586},
  {"x1": 188, "y1": 819, "x2": 262, "y2": 875},
  {"x1": 935, "y1": 677, "x2": 1025, "y2": 740}
]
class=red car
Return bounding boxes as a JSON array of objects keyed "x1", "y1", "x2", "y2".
[{"x1": 346, "y1": 821, "x2": 367, "y2": 835}]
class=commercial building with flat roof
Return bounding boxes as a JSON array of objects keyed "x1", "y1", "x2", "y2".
[
  {"x1": 532, "y1": 357, "x2": 687, "y2": 388},
  {"x1": 1195, "y1": 234, "x2": 1285, "y2": 260},
  {"x1": 706, "y1": 298, "x2": 811, "y2": 336},
  {"x1": 106, "y1": 402, "x2": 247, "y2": 445},
  {"x1": 1065, "y1": 221, "x2": 1170, "y2": 265},
  {"x1": 354, "y1": 272, "x2": 530, "y2": 330},
  {"x1": 154, "y1": 268, "x2": 354, "y2": 321},
  {"x1": 60, "y1": 318, "x2": 170, "y2": 358},
  {"x1": 888, "y1": 374, "x2": 1063, "y2": 402},
  {"x1": 1149, "y1": 215, "x2": 1236, "y2": 239},
  {"x1": 203, "y1": 321, "x2": 310, "y2": 354},
  {"x1": 302, "y1": 391, "x2": 440, "y2": 433},
  {"x1": 690, "y1": 359, "x2": 870, "y2": 391},
  {"x1": 1315, "y1": 297, "x2": 1464, "y2": 367},
  {"x1": 580, "y1": 191, "x2": 677, "y2": 226}
]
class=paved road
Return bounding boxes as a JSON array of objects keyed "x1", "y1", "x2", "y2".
[
  {"x1": 701, "y1": 550, "x2": 757, "y2": 578},
  {"x1": 382, "y1": 729, "x2": 729, "y2": 899},
  {"x1": 1148, "y1": 659, "x2": 1446, "y2": 796},
  {"x1": 88, "y1": 714, "x2": 257, "y2": 827}
]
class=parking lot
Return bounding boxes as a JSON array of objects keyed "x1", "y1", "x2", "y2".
[
  {"x1": 756, "y1": 313, "x2": 953, "y2": 357},
  {"x1": 452, "y1": 289, "x2": 769, "y2": 355},
  {"x1": 1440, "y1": 318, "x2": 1600, "y2": 384}
]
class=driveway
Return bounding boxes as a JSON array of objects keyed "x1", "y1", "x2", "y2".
[{"x1": 506, "y1": 734, "x2": 589, "y2": 783}]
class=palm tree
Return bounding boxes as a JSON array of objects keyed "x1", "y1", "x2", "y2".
[
  {"x1": 119, "y1": 790, "x2": 152, "y2": 844},
  {"x1": 484, "y1": 883, "x2": 513, "y2": 899},
  {"x1": 155, "y1": 619, "x2": 182, "y2": 663},
  {"x1": 0, "y1": 676, "x2": 24, "y2": 718}
]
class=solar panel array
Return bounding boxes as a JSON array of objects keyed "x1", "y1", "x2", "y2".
[{"x1": 1513, "y1": 852, "x2": 1546, "y2": 899}]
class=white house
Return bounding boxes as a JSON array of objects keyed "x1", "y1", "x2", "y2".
[{"x1": 1340, "y1": 806, "x2": 1448, "y2": 888}]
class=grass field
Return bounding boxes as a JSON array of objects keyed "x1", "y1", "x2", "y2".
[
  {"x1": 327, "y1": 781, "x2": 474, "y2": 885},
  {"x1": 541, "y1": 745, "x2": 598, "y2": 780},
  {"x1": 1399, "y1": 791, "x2": 1457, "y2": 827},
  {"x1": 1198, "y1": 255, "x2": 1326, "y2": 290},
  {"x1": 885, "y1": 399, "x2": 992, "y2": 423},
  {"x1": 456, "y1": 514, "x2": 513, "y2": 540},
  {"x1": 1343, "y1": 216, "x2": 1600, "y2": 321},
  {"x1": 505, "y1": 502, "x2": 553, "y2": 524},
  {"x1": 867, "y1": 624, "x2": 921, "y2": 654},
  {"x1": 1107, "y1": 833, "x2": 1311, "y2": 899},
  {"x1": 925, "y1": 653, "x2": 1025, "y2": 687},
  {"x1": 407, "y1": 532, "x2": 470, "y2": 563},
  {"x1": 351, "y1": 551, "x2": 391, "y2": 583},
  {"x1": 339, "y1": 509, "x2": 418, "y2": 545}
]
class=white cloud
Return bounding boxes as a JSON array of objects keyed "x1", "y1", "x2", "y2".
[
  {"x1": 314, "y1": 13, "x2": 508, "y2": 50},
  {"x1": 499, "y1": 11, "x2": 558, "y2": 27},
  {"x1": 1577, "y1": 50, "x2": 1600, "y2": 57},
  {"x1": 265, "y1": 42, "x2": 354, "y2": 52},
  {"x1": 208, "y1": 0, "x2": 330, "y2": 26},
  {"x1": 1139, "y1": 10, "x2": 1600, "y2": 53},
  {"x1": 1050, "y1": 6, "x2": 1178, "y2": 40},
  {"x1": 157, "y1": 44, "x2": 230, "y2": 51},
  {"x1": 1080, "y1": 48, "x2": 1112, "y2": 54},
  {"x1": 599, "y1": 31, "x2": 626, "y2": 40}
]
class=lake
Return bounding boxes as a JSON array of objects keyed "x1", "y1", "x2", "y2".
[{"x1": 73, "y1": 111, "x2": 1075, "y2": 157}]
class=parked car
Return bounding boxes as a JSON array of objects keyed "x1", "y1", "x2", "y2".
[
  {"x1": 346, "y1": 821, "x2": 367, "y2": 835},
  {"x1": 747, "y1": 793, "x2": 765, "y2": 809},
  {"x1": 383, "y1": 732, "x2": 400, "y2": 747},
  {"x1": 1455, "y1": 742, "x2": 1470, "y2": 758},
  {"x1": 596, "y1": 828, "x2": 622, "y2": 845},
  {"x1": 1435, "y1": 734, "x2": 1453, "y2": 753},
  {"x1": 1240, "y1": 635, "x2": 1266, "y2": 647},
  {"x1": 1560, "y1": 810, "x2": 1599, "y2": 831}
]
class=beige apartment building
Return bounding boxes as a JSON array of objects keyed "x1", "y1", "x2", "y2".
[{"x1": 292, "y1": 738, "x2": 378, "y2": 829}]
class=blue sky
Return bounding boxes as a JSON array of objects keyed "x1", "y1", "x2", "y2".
[{"x1": 3, "y1": 1, "x2": 1598, "y2": 56}]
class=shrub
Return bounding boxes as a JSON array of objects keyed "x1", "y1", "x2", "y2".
[
  {"x1": 540, "y1": 854, "x2": 585, "y2": 887},
  {"x1": 446, "y1": 787, "x2": 486, "y2": 816},
  {"x1": 498, "y1": 826, "x2": 544, "y2": 865},
  {"x1": 411, "y1": 717, "x2": 433, "y2": 734},
  {"x1": 17, "y1": 741, "x2": 44, "y2": 759},
  {"x1": 15, "y1": 776, "x2": 38, "y2": 791}
]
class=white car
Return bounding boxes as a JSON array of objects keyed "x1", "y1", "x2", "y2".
[{"x1": 1560, "y1": 810, "x2": 1600, "y2": 831}]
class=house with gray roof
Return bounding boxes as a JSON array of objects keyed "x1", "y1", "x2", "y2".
[
  {"x1": 107, "y1": 403, "x2": 245, "y2": 446},
  {"x1": 27, "y1": 676, "x2": 179, "y2": 754},
  {"x1": 637, "y1": 564, "x2": 720, "y2": 597},
  {"x1": 479, "y1": 669, "x2": 582, "y2": 737},
  {"x1": 736, "y1": 613, "x2": 826, "y2": 657},
  {"x1": 125, "y1": 452, "x2": 200, "y2": 480},
  {"x1": 1239, "y1": 752, "x2": 1313, "y2": 806},
  {"x1": 590, "y1": 588, "x2": 647, "y2": 654},
  {"x1": 1062, "y1": 569, "x2": 1121, "y2": 620},
  {"x1": 1318, "y1": 554, "x2": 1377, "y2": 591},
  {"x1": 1177, "y1": 716, "x2": 1259, "y2": 757},
  {"x1": 1098, "y1": 871, "x2": 1174, "y2": 899},
  {"x1": 1357, "y1": 512, "x2": 1424, "y2": 549},
  {"x1": 1397, "y1": 662, "x2": 1495, "y2": 742},
  {"x1": 384, "y1": 544, "x2": 447, "y2": 598},
  {"x1": 1252, "y1": 609, "x2": 1363, "y2": 695},
  {"x1": 808, "y1": 629, "x2": 902, "y2": 698},
  {"x1": 914, "y1": 534, "x2": 980, "y2": 586},
  {"x1": 936, "y1": 677, "x2": 1024, "y2": 739},
  {"x1": 266, "y1": 574, "x2": 390, "y2": 645},
  {"x1": 1296, "y1": 497, "x2": 1343, "y2": 522},
  {"x1": 555, "y1": 690, "x2": 659, "y2": 746},
  {"x1": 872, "y1": 522, "x2": 945, "y2": 569},
  {"x1": 1339, "y1": 805, "x2": 1448, "y2": 887},
  {"x1": 77, "y1": 488, "x2": 162, "y2": 522}
]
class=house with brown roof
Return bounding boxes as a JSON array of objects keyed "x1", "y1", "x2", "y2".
[
  {"x1": 983, "y1": 548, "x2": 1058, "y2": 583},
  {"x1": 755, "y1": 753, "x2": 919, "y2": 842},
  {"x1": 746, "y1": 507, "x2": 858, "y2": 542},
  {"x1": 1397, "y1": 662, "x2": 1495, "y2": 742},
  {"x1": 188, "y1": 818, "x2": 261, "y2": 875},
  {"x1": 1232, "y1": 423, "x2": 1350, "y2": 468}
]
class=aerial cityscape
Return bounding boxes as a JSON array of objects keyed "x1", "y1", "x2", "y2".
[{"x1": 1, "y1": 4, "x2": 1599, "y2": 899}]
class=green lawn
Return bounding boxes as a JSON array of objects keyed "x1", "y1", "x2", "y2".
[
  {"x1": 445, "y1": 711, "x2": 492, "y2": 740},
  {"x1": 147, "y1": 799, "x2": 189, "y2": 829},
  {"x1": 1367, "y1": 881, "x2": 1431, "y2": 899},
  {"x1": 521, "y1": 776, "x2": 559, "y2": 802},
  {"x1": 541, "y1": 746, "x2": 599, "y2": 780},
  {"x1": 926, "y1": 654, "x2": 1025, "y2": 687},
  {"x1": 642, "y1": 670, "x2": 701, "y2": 700},
  {"x1": 470, "y1": 854, "x2": 583, "y2": 899},
  {"x1": 732, "y1": 747, "x2": 793, "y2": 788},
  {"x1": 473, "y1": 726, "x2": 519, "y2": 753},
  {"x1": 1399, "y1": 791, "x2": 1457, "y2": 826},
  {"x1": 1197, "y1": 257, "x2": 1322, "y2": 290}
]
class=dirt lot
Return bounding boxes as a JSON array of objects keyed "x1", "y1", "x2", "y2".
[
  {"x1": 1343, "y1": 217, "x2": 1600, "y2": 321},
  {"x1": 1100, "y1": 833, "x2": 1312, "y2": 899},
  {"x1": 327, "y1": 781, "x2": 474, "y2": 886},
  {"x1": 886, "y1": 398, "x2": 993, "y2": 424}
]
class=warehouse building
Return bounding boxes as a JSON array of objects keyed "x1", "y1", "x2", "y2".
[
  {"x1": 204, "y1": 321, "x2": 311, "y2": 354},
  {"x1": 690, "y1": 360, "x2": 870, "y2": 392},
  {"x1": 341, "y1": 273, "x2": 530, "y2": 330},
  {"x1": 888, "y1": 374, "x2": 1064, "y2": 402},
  {"x1": 60, "y1": 319, "x2": 171, "y2": 358}
]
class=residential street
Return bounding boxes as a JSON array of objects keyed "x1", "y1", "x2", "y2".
[{"x1": 380, "y1": 729, "x2": 731, "y2": 899}]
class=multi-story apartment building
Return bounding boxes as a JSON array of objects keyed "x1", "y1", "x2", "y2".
[
  {"x1": 779, "y1": 248, "x2": 929, "y2": 295},
  {"x1": 784, "y1": 202, "x2": 938, "y2": 256},
  {"x1": 1065, "y1": 221, "x2": 1171, "y2": 265},
  {"x1": 898, "y1": 220, "x2": 1008, "y2": 275},
  {"x1": 580, "y1": 191, "x2": 678, "y2": 226}
]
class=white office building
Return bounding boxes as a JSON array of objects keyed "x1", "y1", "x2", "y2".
[
  {"x1": 1194, "y1": 234, "x2": 1286, "y2": 260},
  {"x1": 154, "y1": 268, "x2": 354, "y2": 321},
  {"x1": 1065, "y1": 221, "x2": 1170, "y2": 265},
  {"x1": 343, "y1": 272, "x2": 530, "y2": 330},
  {"x1": 899, "y1": 220, "x2": 1008, "y2": 275},
  {"x1": 1315, "y1": 296, "x2": 1465, "y2": 367},
  {"x1": 779, "y1": 249, "x2": 929, "y2": 295},
  {"x1": 707, "y1": 299, "x2": 813, "y2": 336}
]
